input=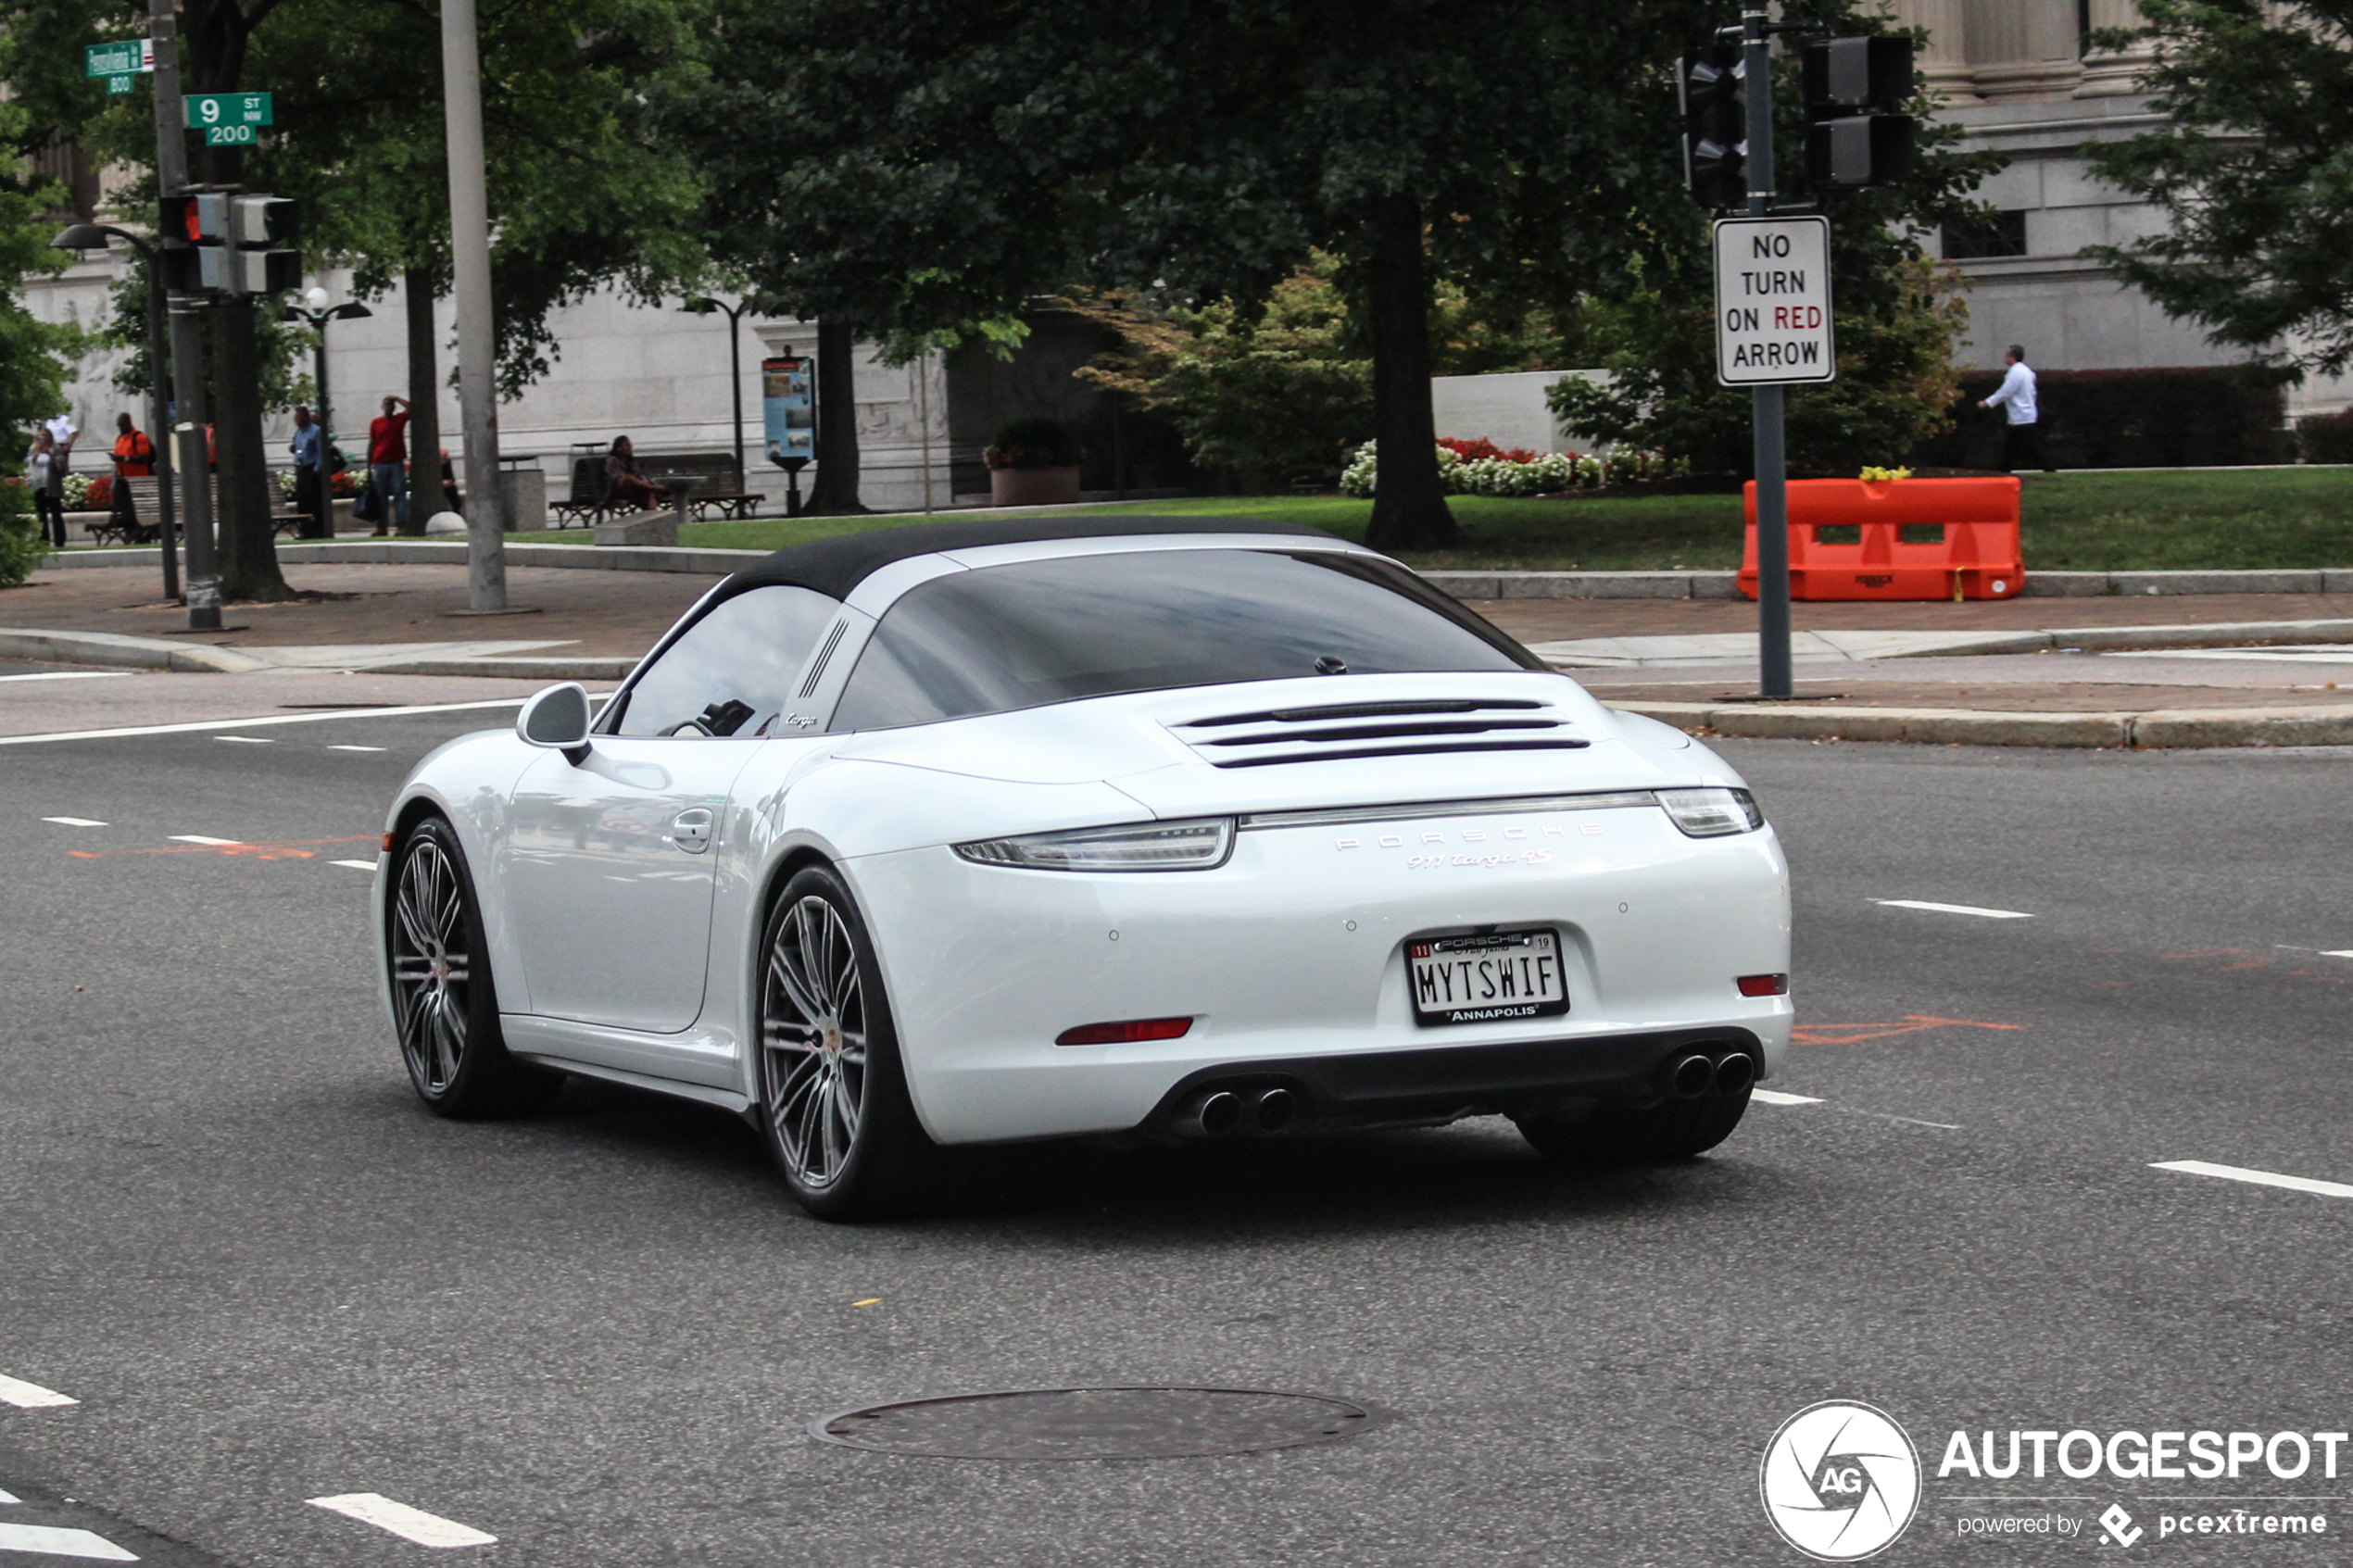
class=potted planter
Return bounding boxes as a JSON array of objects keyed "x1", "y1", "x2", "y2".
[{"x1": 985, "y1": 417, "x2": 1083, "y2": 507}]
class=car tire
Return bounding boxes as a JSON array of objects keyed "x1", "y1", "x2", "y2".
[
  {"x1": 388, "y1": 816, "x2": 563, "y2": 1118},
  {"x1": 755, "y1": 865, "x2": 937, "y2": 1220},
  {"x1": 1514, "y1": 1085, "x2": 1753, "y2": 1166}
]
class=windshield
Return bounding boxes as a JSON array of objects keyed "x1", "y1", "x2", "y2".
[{"x1": 830, "y1": 548, "x2": 1541, "y2": 731}]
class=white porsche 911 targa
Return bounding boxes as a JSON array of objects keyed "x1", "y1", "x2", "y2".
[{"x1": 375, "y1": 518, "x2": 1791, "y2": 1216}]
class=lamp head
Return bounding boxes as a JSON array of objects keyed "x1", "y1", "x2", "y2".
[
  {"x1": 52, "y1": 224, "x2": 110, "y2": 252},
  {"x1": 305, "y1": 285, "x2": 330, "y2": 311}
]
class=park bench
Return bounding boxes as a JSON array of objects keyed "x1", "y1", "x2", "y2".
[
  {"x1": 638, "y1": 453, "x2": 764, "y2": 521},
  {"x1": 547, "y1": 450, "x2": 764, "y2": 528},
  {"x1": 109, "y1": 474, "x2": 310, "y2": 546}
]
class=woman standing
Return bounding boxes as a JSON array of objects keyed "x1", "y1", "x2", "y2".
[{"x1": 25, "y1": 426, "x2": 66, "y2": 546}]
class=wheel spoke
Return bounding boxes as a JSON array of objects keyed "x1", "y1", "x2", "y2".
[{"x1": 768, "y1": 937, "x2": 825, "y2": 1026}]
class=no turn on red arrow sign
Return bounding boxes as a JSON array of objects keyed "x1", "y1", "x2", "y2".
[{"x1": 1714, "y1": 216, "x2": 1835, "y2": 386}]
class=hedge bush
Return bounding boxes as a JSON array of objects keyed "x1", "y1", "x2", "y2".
[{"x1": 1911, "y1": 364, "x2": 2292, "y2": 469}]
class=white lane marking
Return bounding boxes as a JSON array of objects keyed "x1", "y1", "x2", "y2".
[
  {"x1": 1752, "y1": 1088, "x2": 1824, "y2": 1106},
  {"x1": 216, "y1": 735, "x2": 272, "y2": 745},
  {"x1": 42, "y1": 817, "x2": 107, "y2": 828},
  {"x1": 308, "y1": 1495, "x2": 496, "y2": 1549},
  {"x1": 1872, "y1": 898, "x2": 2034, "y2": 920},
  {"x1": 330, "y1": 860, "x2": 379, "y2": 872},
  {"x1": 0, "y1": 671, "x2": 132, "y2": 684},
  {"x1": 0, "y1": 696, "x2": 543, "y2": 748},
  {"x1": 0, "y1": 1374, "x2": 76, "y2": 1408},
  {"x1": 2322, "y1": 950, "x2": 2353, "y2": 959},
  {"x1": 2153, "y1": 1160, "x2": 2353, "y2": 1200},
  {"x1": 0, "y1": 1486, "x2": 18, "y2": 1503},
  {"x1": 0, "y1": 1522, "x2": 137, "y2": 1560},
  {"x1": 326, "y1": 745, "x2": 386, "y2": 752},
  {"x1": 167, "y1": 835, "x2": 240, "y2": 846}
]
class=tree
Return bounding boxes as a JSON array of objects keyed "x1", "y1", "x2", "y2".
[
  {"x1": 0, "y1": 99, "x2": 86, "y2": 453},
  {"x1": 2082, "y1": 0, "x2": 2353, "y2": 375},
  {"x1": 1066, "y1": 255, "x2": 1566, "y2": 487},
  {"x1": 689, "y1": 0, "x2": 1856, "y2": 549},
  {"x1": 4, "y1": 0, "x2": 705, "y2": 587}
]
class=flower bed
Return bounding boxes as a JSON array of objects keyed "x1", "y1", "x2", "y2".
[{"x1": 1339, "y1": 439, "x2": 1684, "y2": 498}]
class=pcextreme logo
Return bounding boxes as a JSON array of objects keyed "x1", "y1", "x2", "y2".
[{"x1": 1760, "y1": 1401, "x2": 1923, "y2": 1561}]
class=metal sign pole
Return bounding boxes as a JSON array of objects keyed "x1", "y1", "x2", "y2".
[
  {"x1": 442, "y1": 0, "x2": 510, "y2": 607},
  {"x1": 1744, "y1": 0, "x2": 1793, "y2": 701},
  {"x1": 147, "y1": 0, "x2": 219, "y2": 630}
]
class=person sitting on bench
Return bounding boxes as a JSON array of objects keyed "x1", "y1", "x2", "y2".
[{"x1": 606, "y1": 435, "x2": 663, "y2": 514}]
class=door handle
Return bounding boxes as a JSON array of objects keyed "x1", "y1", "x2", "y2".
[{"x1": 668, "y1": 808, "x2": 714, "y2": 854}]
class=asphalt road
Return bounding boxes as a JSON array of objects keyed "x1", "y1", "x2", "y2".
[{"x1": 3, "y1": 702, "x2": 2350, "y2": 1566}]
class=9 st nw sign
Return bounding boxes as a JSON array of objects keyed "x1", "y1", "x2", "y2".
[{"x1": 1714, "y1": 216, "x2": 1835, "y2": 386}]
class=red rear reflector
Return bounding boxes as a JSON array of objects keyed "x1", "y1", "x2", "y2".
[
  {"x1": 1055, "y1": 1017, "x2": 1193, "y2": 1047},
  {"x1": 1738, "y1": 973, "x2": 1790, "y2": 997}
]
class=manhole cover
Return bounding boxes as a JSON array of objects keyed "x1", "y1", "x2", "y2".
[{"x1": 809, "y1": 1386, "x2": 1388, "y2": 1460}]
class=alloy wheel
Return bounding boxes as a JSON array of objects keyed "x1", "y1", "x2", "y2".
[
  {"x1": 391, "y1": 834, "x2": 472, "y2": 1094},
  {"x1": 761, "y1": 895, "x2": 869, "y2": 1189}
]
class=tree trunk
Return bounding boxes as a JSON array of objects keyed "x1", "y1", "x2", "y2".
[
  {"x1": 804, "y1": 317, "x2": 868, "y2": 516},
  {"x1": 402, "y1": 269, "x2": 443, "y2": 536},
  {"x1": 211, "y1": 296, "x2": 293, "y2": 601},
  {"x1": 1362, "y1": 194, "x2": 1457, "y2": 553}
]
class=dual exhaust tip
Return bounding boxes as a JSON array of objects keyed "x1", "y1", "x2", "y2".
[
  {"x1": 1667, "y1": 1049, "x2": 1756, "y2": 1100},
  {"x1": 1177, "y1": 1085, "x2": 1296, "y2": 1138}
]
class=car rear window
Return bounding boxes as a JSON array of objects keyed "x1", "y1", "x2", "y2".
[{"x1": 830, "y1": 548, "x2": 1541, "y2": 731}]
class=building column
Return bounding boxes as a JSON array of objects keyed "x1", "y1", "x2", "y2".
[
  {"x1": 2076, "y1": 0, "x2": 2153, "y2": 96},
  {"x1": 1911, "y1": 0, "x2": 1980, "y2": 102}
]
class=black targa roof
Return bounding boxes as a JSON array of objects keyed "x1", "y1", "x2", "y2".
[{"x1": 725, "y1": 515, "x2": 1342, "y2": 601}]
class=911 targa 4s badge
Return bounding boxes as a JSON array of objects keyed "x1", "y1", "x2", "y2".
[{"x1": 372, "y1": 516, "x2": 1792, "y2": 1217}]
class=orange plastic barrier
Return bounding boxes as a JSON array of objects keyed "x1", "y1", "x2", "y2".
[{"x1": 1737, "y1": 476, "x2": 2022, "y2": 601}]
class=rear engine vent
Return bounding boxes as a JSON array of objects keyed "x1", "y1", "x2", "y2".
[{"x1": 1169, "y1": 697, "x2": 1587, "y2": 769}]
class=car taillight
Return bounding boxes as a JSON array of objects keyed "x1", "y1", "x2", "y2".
[
  {"x1": 1055, "y1": 1017, "x2": 1194, "y2": 1047},
  {"x1": 1657, "y1": 787, "x2": 1764, "y2": 837},
  {"x1": 955, "y1": 818, "x2": 1233, "y2": 872},
  {"x1": 1738, "y1": 973, "x2": 1789, "y2": 997}
]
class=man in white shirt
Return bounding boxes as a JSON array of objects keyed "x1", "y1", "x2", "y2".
[
  {"x1": 44, "y1": 411, "x2": 78, "y2": 478},
  {"x1": 1978, "y1": 345, "x2": 2053, "y2": 473}
]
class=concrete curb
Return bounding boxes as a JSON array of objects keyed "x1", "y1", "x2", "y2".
[
  {"x1": 0, "y1": 626, "x2": 634, "y2": 681},
  {"x1": 1607, "y1": 699, "x2": 2353, "y2": 749},
  {"x1": 0, "y1": 627, "x2": 271, "y2": 673},
  {"x1": 38, "y1": 540, "x2": 770, "y2": 575}
]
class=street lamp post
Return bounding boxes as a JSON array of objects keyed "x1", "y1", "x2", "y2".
[
  {"x1": 681, "y1": 296, "x2": 752, "y2": 492},
  {"x1": 283, "y1": 287, "x2": 372, "y2": 538},
  {"x1": 51, "y1": 223, "x2": 179, "y2": 600}
]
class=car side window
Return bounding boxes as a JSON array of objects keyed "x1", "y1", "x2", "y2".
[{"x1": 612, "y1": 584, "x2": 838, "y2": 737}]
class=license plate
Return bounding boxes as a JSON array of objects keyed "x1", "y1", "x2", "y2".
[{"x1": 1407, "y1": 928, "x2": 1569, "y2": 1026}]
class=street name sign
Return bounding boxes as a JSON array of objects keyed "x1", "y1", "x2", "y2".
[
  {"x1": 185, "y1": 92, "x2": 273, "y2": 145},
  {"x1": 83, "y1": 39, "x2": 153, "y2": 94},
  {"x1": 1714, "y1": 216, "x2": 1835, "y2": 386}
]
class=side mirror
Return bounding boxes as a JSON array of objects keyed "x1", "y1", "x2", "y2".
[{"x1": 517, "y1": 683, "x2": 592, "y2": 761}]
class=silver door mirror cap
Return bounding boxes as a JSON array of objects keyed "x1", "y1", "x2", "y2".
[{"x1": 518, "y1": 683, "x2": 593, "y2": 753}]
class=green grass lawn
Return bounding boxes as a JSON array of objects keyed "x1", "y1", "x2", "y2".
[{"x1": 510, "y1": 467, "x2": 2353, "y2": 572}]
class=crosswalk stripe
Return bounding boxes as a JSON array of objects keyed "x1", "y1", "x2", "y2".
[
  {"x1": 0, "y1": 1522, "x2": 137, "y2": 1561},
  {"x1": 308, "y1": 1494, "x2": 496, "y2": 1549},
  {"x1": 0, "y1": 1374, "x2": 75, "y2": 1409}
]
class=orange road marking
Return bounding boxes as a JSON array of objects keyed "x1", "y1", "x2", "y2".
[
  {"x1": 68, "y1": 835, "x2": 377, "y2": 862},
  {"x1": 1791, "y1": 1015, "x2": 2024, "y2": 1046}
]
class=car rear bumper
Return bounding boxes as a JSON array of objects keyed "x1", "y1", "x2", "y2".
[{"x1": 1142, "y1": 1024, "x2": 1767, "y2": 1134}]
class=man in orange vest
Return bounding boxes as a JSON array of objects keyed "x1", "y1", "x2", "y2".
[{"x1": 109, "y1": 412, "x2": 155, "y2": 534}]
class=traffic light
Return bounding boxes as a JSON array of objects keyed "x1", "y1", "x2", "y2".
[
  {"x1": 1804, "y1": 36, "x2": 1917, "y2": 189},
  {"x1": 155, "y1": 192, "x2": 301, "y2": 295},
  {"x1": 1680, "y1": 44, "x2": 1746, "y2": 209}
]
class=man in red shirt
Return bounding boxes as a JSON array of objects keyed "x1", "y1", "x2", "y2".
[{"x1": 368, "y1": 395, "x2": 410, "y2": 535}]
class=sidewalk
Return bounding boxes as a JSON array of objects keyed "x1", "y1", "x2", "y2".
[{"x1": 8, "y1": 558, "x2": 2353, "y2": 746}]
